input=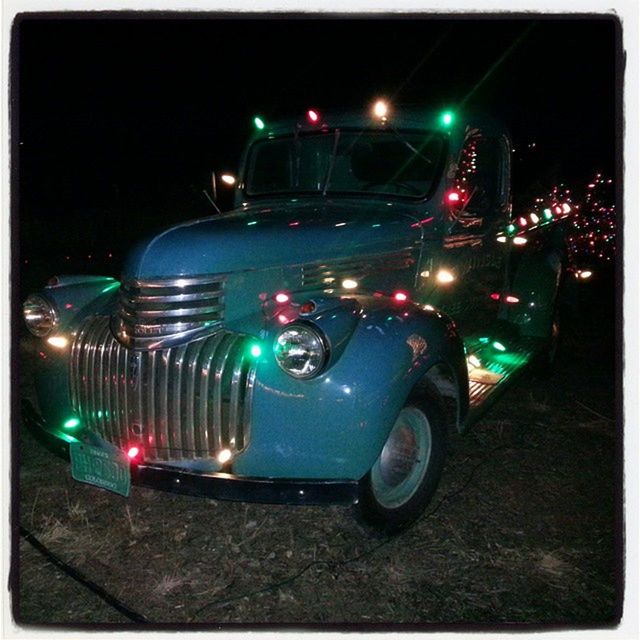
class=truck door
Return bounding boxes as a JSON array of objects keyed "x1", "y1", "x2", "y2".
[{"x1": 426, "y1": 130, "x2": 511, "y2": 338}]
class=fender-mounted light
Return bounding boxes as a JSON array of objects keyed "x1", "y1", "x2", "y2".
[
  {"x1": 274, "y1": 323, "x2": 328, "y2": 379},
  {"x1": 23, "y1": 294, "x2": 58, "y2": 337}
]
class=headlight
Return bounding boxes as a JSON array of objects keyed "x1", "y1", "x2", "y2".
[
  {"x1": 274, "y1": 323, "x2": 328, "y2": 379},
  {"x1": 23, "y1": 294, "x2": 58, "y2": 337}
]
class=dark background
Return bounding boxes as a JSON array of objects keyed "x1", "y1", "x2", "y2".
[{"x1": 13, "y1": 14, "x2": 619, "y2": 290}]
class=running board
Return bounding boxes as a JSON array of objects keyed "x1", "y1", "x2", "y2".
[{"x1": 462, "y1": 335, "x2": 543, "y2": 428}]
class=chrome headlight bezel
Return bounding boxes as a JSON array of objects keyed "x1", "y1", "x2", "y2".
[
  {"x1": 23, "y1": 294, "x2": 59, "y2": 337},
  {"x1": 273, "y1": 322, "x2": 329, "y2": 379}
]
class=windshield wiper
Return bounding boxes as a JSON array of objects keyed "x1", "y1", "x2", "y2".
[{"x1": 321, "y1": 128, "x2": 341, "y2": 196}]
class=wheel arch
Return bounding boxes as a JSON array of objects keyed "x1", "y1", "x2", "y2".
[{"x1": 410, "y1": 360, "x2": 466, "y2": 436}]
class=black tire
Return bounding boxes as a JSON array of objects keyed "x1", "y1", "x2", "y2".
[{"x1": 356, "y1": 394, "x2": 447, "y2": 534}]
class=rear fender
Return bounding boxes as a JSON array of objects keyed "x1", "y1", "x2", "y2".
[{"x1": 503, "y1": 249, "x2": 563, "y2": 338}]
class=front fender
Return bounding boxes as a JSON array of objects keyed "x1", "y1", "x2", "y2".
[
  {"x1": 30, "y1": 276, "x2": 121, "y2": 432},
  {"x1": 234, "y1": 296, "x2": 466, "y2": 480}
]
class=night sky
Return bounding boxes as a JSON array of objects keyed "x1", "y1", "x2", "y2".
[{"x1": 13, "y1": 14, "x2": 619, "y2": 286}]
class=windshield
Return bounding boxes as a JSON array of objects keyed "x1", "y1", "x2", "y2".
[{"x1": 245, "y1": 129, "x2": 446, "y2": 199}]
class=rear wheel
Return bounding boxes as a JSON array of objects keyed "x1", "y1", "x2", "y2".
[{"x1": 356, "y1": 396, "x2": 447, "y2": 534}]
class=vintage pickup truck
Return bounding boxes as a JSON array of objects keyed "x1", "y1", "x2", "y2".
[{"x1": 22, "y1": 105, "x2": 571, "y2": 531}]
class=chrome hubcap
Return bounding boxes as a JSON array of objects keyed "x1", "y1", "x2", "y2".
[{"x1": 371, "y1": 406, "x2": 432, "y2": 509}]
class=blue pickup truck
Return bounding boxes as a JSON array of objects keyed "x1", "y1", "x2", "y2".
[{"x1": 22, "y1": 105, "x2": 571, "y2": 531}]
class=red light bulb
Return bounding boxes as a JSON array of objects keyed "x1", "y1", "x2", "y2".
[
  {"x1": 274, "y1": 292, "x2": 290, "y2": 304},
  {"x1": 393, "y1": 291, "x2": 409, "y2": 302},
  {"x1": 307, "y1": 109, "x2": 320, "y2": 124},
  {"x1": 446, "y1": 190, "x2": 461, "y2": 203},
  {"x1": 127, "y1": 446, "x2": 140, "y2": 459}
]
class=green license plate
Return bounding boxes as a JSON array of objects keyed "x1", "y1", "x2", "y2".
[{"x1": 70, "y1": 442, "x2": 131, "y2": 497}]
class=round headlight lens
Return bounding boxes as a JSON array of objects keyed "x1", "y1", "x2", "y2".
[
  {"x1": 23, "y1": 294, "x2": 58, "y2": 337},
  {"x1": 274, "y1": 324, "x2": 328, "y2": 379}
]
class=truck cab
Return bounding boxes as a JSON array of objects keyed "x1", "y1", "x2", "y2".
[{"x1": 22, "y1": 105, "x2": 571, "y2": 532}]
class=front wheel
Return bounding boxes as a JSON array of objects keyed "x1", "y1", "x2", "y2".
[{"x1": 356, "y1": 396, "x2": 447, "y2": 534}]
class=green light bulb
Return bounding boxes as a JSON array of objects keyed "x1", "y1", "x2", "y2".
[
  {"x1": 506, "y1": 224, "x2": 516, "y2": 236},
  {"x1": 253, "y1": 116, "x2": 265, "y2": 130},
  {"x1": 250, "y1": 343, "x2": 262, "y2": 358},
  {"x1": 63, "y1": 417, "x2": 80, "y2": 429},
  {"x1": 441, "y1": 111, "x2": 454, "y2": 126},
  {"x1": 543, "y1": 208, "x2": 553, "y2": 220}
]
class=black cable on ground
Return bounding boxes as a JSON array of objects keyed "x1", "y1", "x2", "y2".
[
  {"x1": 192, "y1": 443, "x2": 508, "y2": 620},
  {"x1": 19, "y1": 525, "x2": 150, "y2": 624}
]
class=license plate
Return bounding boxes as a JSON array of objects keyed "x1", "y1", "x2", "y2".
[{"x1": 70, "y1": 442, "x2": 131, "y2": 497}]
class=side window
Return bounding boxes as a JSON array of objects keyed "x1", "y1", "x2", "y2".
[{"x1": 454, "y1": 134, "x2": 504, "y2": 218}]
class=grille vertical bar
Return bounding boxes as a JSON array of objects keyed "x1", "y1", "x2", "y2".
[{"x1": 69, "y1": 316, "x2": 255, "y2": 462}]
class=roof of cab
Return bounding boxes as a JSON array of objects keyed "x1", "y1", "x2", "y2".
[{"x1": 249, "y1": 106, "x2": 509, "y2": 141}]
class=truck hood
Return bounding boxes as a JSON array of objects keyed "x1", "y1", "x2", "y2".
[{"x1": 123, "y1": 199, "x2": 433, "y2": 279}]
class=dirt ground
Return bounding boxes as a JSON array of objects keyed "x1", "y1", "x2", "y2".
[{"x1": 12, "y1": 273, "x2": 621, "y2": 629}]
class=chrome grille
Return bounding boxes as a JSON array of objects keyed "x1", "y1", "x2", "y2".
[
  {"x1": 70, "y1": 316, "x2": 255, "y2": 461},
  {"x1": 301, "y1": 249, "x2": 416, "y2": 290},
  {"x1": 114, "y1": 275, "x2": 225, "y2": 349}
]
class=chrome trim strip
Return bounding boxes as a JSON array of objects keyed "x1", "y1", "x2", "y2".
[
  {"x1": 118, "y1": 304, "x2": 224, "y2": 319},
  {"x1": 115, "y1": 275, "x2": 227, "y2": 350},
  {"x1": 301, "y1": 248, "x2": 416, "y2": 289},
  {"x1": 124, "y1": 275, "x2": 226, "y2": 289}
]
